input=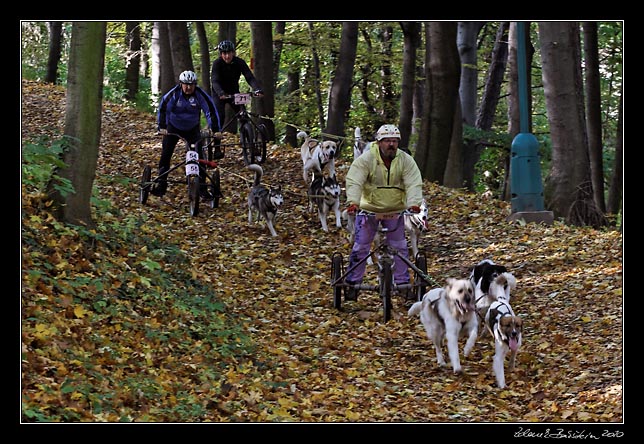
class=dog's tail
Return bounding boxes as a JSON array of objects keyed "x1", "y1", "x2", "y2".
[
  {"x1": 354, "y1": 127, "x2": 361, "y2": 141},
  {"x1": 297, "y1": 130, "x2": 308, "y2": 140},
  {"x1": 247, "y1": 163, "x2": 263, "y2": 187},
  {"x1": 407, "y1": 300, "x2": 423, "y2": 317}
]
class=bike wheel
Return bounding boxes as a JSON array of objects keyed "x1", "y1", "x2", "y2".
[
  {"x1": 210, "y1": 168, "x2": 221, "y2": 208},
  {"x1": 187, "y1": 175, "x2": 200, "y2": 216},
  {"x1": 139, "y1": 165, "x2": 151, "y2": 205},
  {"x1": 239, "y1": 122, "x2": 255, "y2": 165},
  {"x1": 414, "y1": 253, "x2": 428, "y2": 302},
  {"x1": 332, "y1": 253, "x2": 343, "y2": 310},
  {"x1": 255, "y1": 123, "x2": 269, "y2": 164},
  {"x1": 381, "y1": 261, "x2": 393, "y2": 323}
]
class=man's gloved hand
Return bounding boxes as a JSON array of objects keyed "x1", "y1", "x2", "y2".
[
  {"x1": 346, "y1": 203, "x2": 359, "y2": 214},
  {"x1": 158, "y1": 128, "x2": 168, "y2": 135},
  {"x1": 408, "y1": 205, "x2": 421, "y2": 213}
]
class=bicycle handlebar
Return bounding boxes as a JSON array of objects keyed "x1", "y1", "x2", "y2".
[
  {"x1": 220, "y1": 91, "x2": 263, "y2": 100},
  {"x1": 357, "y1": 209, "x2": 418, "y2": 217}
]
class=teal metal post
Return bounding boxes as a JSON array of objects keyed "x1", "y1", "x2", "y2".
[{"x1": 510, "y1": 22, "x2": 546, "y2": 213}]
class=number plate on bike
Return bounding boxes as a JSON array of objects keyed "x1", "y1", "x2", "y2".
[
  {"x1": 185, "y1": 151, "x2": 199, "y2": 176},
  {"x1": 234, "y1": 93, "x2": 251, "y2": 105},
  {"x1": 185, "y1": 164, "x2": 199, "y2": 176}
]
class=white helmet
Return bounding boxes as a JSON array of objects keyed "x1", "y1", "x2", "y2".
[
  {"x1": 375, "y1": 124, "x2": 401, "y2": 141},
  {"x1": 179, "y1": 70, "x2": 197, "y2": 84}
]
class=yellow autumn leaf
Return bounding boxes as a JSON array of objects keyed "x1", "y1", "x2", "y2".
[{"x1": 74, "y1": 305, "x2": 89, "y2": 318}]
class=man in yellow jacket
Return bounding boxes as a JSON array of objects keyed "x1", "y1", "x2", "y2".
[{"x1": 344, "y1": 124, "x2": 424, "y2": 301}]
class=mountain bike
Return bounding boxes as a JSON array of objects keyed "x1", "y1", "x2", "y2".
[
  {"x1": 330, "y1": 210, "x2": 437, "y2": 323},
  {"x1": 218, "y1": 91, "x2": 268, "y2": 165},
  {"x1": 139, "y1": 130, "x2": 222, "y2": 217}
]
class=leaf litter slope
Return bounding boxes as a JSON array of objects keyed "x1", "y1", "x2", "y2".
[{"x1": 21, "y1": 80, "x2": 623, "y2": 423}]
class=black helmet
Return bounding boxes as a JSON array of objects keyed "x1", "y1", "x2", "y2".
[{"x1": 218, "y1": 40, "x2": 235, "y2": 53}]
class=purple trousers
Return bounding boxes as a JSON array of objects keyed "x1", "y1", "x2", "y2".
[{"x1": 346, "y1": 213, "x2": 410, "y2": 284}]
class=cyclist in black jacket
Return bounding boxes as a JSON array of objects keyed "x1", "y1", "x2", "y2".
[
  {"x1": 210, "y1": 40, "x2": 263, "y2": 130},
  {"x1": 153, "y1": 70, "x2": 220, "y2": 198}
]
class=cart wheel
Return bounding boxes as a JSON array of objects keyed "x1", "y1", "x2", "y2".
[
  {"x1": 240, "y1": 122, "x2": 255, "y2": 165},
  {"x1": 381, "y1": 261, "x2": 393, "y2": 323},
  {"x1": 256, "y1": 123, "x2": 269, "y2": 164},
  {"x1": 210, "y1": 169, "x2": 221, "y2": 208},
  {"x1": 140, "y1": 165, "x2": 152, "y2": 205},
  {"x1": 332, "y1": 253, "x2": 343, "y2": 310},
  {"x1": 414, "y1": 253, "x2": 428, "y2": 302},
  {"x1": 188, "y1": 175, "x2": 200, "y2": 216}
]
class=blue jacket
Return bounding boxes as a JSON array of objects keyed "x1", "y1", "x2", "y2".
[{"x1": 157, "y1": 84, "x2": 220, "y2": 132}]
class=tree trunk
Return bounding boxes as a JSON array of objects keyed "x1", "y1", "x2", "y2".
[
  {"x1": 125, "y1": 22, "x2": 141, "y2": 101},
  {"x1": 399, "y1": 21, "x2": 421, "y2": 149},
  {"x1": 45, "y1": 21, "x2": 63, "y2": 84},
  {"x1": 457, "y1": 21, "x2": 485, "y2": 190},
  {"x1": 358, "y1": 27, "x2": 380, "y2": 124},
  {"x1": 251, "y1": 22, "x2": 275, "y2": 141},
  {"x1": 273, "y1": 22, "x2": 286, "y2": 87},
  {"x1": 582, "y1": 22, "x2": 606, "y2": 213},
  {"x1": 539, "y1": 21, "x2": 605, "y2": 227},
  {"x1": 606, "y1": 90, "x2": 622, "y2": 218},
  {"x1": 218, "y1": 22, "x2": 236, "y2": 45},
  {"x1": 285, "y1": 70, "x2": 300, "y2": 147},
  {"x1": 167, "y1": 21, "x2": 193, "y2": 80},
  {"x1": 153, "y1": 22, "x2": 175, "y2": 99},
  {"x1": 443, "y1": 100, "x2": 464, "y2": 188},
  {"x1": 195, "y1": 22, "x2": 212, "y2": 96},
  {"x1": 416, "y1": 22, "x2": 460, "y2": 185},
  {"x1": 325, "y1": 21, "x2": 358, "y2": 139},
  {"x1": 47, "y1": 21, "x2": 106, "y2": 227},
  {"x1": 307, "y1": 22, "x2": 325, "y2": 131},
  {"x1": 379, "y1": 25, "x2": 396, "y2": 122}
]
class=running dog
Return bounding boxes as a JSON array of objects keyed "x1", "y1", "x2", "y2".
[
  {"x1": 408, "y1": 278, "x2": 478, "y2": 374},
  {"x1": 484, "y1": 298, "x2": 523, "y2": 388},
  {"x1": 470, "y1": 259, "x2": 517, "y2": 319},
  {"x1": 247, "y1": 164, "x2": 284, "y2": 237},
  {"x1": 298, "y1": 131, "x2": 337, "y2": 184},
  {"x1": 308, "y1": 174, "x2": 342, "y2": 232}
]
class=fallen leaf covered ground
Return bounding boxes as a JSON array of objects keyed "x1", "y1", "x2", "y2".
[{"x1": 21, "y1": 80, "x2": 623, "y2": 427}]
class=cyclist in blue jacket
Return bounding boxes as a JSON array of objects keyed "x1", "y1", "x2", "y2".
[{"x1": 153, "y1": 70, "x2": 220, "y2": 198}]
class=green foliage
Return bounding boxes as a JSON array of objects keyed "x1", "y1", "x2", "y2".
[{"x1": 21, "y1": 136, "x2": 74, "y2": 197}]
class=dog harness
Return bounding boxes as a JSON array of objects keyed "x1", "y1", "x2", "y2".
[{"x1": 488, "y1": 301, "x2": 516, "y2": 345}]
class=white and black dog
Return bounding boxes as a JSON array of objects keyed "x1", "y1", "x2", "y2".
[
  {"x1": 297, "y1": 131, "x2": 337, "y2": 184},
  {"x1": 470, "y1": 259, "x2": 516, "y2": 318},
  {"x1": 308, "y1": 174, "x2": 342, "y2": 232},
  {"x1": 484, "y1": 298, "x2": 523, "y2": 388},
  {"x1": 408, "y1": 278, "x2": 478, "y2": 374},
  {"x1": 247, "y1": 164, "x2": 284, "y2": 237}
]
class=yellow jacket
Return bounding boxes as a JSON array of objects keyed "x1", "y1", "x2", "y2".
[{"x1": 345, "y1": 142, "x2": 423, "y2": 213}]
